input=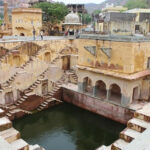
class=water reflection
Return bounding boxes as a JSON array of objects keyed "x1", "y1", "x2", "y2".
[{"x1": 13, "y1": 103, "x2": 125, "y2": 150}]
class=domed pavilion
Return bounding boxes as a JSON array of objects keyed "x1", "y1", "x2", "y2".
[{"x1": 63, "y1": 11, "x2": 82, "y2": 36}]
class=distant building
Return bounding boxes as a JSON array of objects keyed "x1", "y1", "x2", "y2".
[
  {"x1": 0, "y1": 2, "x2": 12, "y2": 37},
  {"x1": 102, "y1": 12, "x2": 136, "y2": 35},
  {"x1": 126, "y1": 8, "x2": 150, "y2": 13},
  {"x1": 95, "y1": 10, "x2": 150, "y2": 36},
  {"x1": 67, "y1": 4, "x2": 87, "y2": 14},
  {"x1": 12, "y1": 8, "x2": 42, "y2": 36},
  {"x1": 102, "y1": 5, "x2": 128, "y2": 13},
  {"x1": 95, "y1": 5, "x2": 128, "y2": 34},
  {"x1": 29, "y1": 0, "x2": 52, "y2": 6}
]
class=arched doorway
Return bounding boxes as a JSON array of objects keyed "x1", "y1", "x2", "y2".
[
  {"x1": 62, "y1": 55, "x2": 70, "y2": 70},
  {"x1": 5, "y1": 92, "x2": 14, "y2": 104},
  {"x1": 132, "y1": 87, "x2": 139, "y2": 103},
  {"x1": 42, "y1": 80, "x2": 48, "y2": 96},
  {"x1": 44, "y1": 52, "x2": 51, "y2": 63},
  {"x1": 95, "y1": 80, "x2": 107, "y2": 99},
  {"x1": 83, "y1": 77, "x2": 93, "y2": 94},
  {"x1": 109, "y1": 84, "x2": 121, "y2": 104}
]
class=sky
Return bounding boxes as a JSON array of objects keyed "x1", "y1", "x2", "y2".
[{"x1": 54, "y1": 0, "x2": 105, "y2": 4}]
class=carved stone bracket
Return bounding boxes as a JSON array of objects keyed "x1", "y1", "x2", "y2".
[
  {"x1": 100, "y1": 47, "x2": 112, "y2": 58},
  {"x1": 84, "y1": 46, "x2": 96, "y2": 56}
]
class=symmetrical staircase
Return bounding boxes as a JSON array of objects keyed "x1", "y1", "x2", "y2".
[
  {"x1": 68, "y1": 70, "x2": 78, "y2": 84},
  {"x1": 20, "y1": 57, "x2": 33, "y2": 69},
  {"x1": 37, "y1": 74, "x2": 67, "y2": 111},
  {"x1": 5, "y1": 67, "x2": 50, "y2": 119},
  {"x1": 1, "y1": 72, "x2": 18, "y2": 90},
  {"x1": 15, "y1": 67, "x2": 49, "y2": 107},
  {"x1": 98, "y1": 103, "x2": 150, "y2": 150}
]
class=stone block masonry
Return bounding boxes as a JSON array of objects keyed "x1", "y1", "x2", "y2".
[{"x1": 62, "y1": 87, "x2": 134, "y2": 124}]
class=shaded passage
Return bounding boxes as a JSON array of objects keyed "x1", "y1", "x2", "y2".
[{"x1": 13, "y1": 103, "x2": 125, "y2": 150}]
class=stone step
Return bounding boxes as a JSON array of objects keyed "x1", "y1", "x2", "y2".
[
  {"x1": 17, "y1": 101, "x2": 23, "y2": 104},
  {"x1": 6, "y1": 113, "x2": 12, "y2": 117},
  {"x1": 41, "y1": 104, "x2": 47, "y2": 107},
  {"x1": 134, "y1": 103, "x2": 150, "y2": 122},
  {"x1": 39, "y1": 106, "x2": 44, "y2": 109},
  {"x1": 97, "y1": 145, "x2": 111, "y2": 150},
  {"x1": 31, "y1": 85, "x2": 37, "y2": 88},
  {"x1": 10, "y1": 139, "x2": 29, "y2": 150},
  {"x1": 0, "y1": 127, "x2": 20, "y2": 143},
  {"x1": 127, "y1": 118, "x2": 150, "y2": 133},
  {"x1": 120, "y1": 128, "x2": 141, "y2": 142},
  {"x1": 111, "y1": 139, "x2": 128, "y2": 150},
  {"x1": 20, "y1": 98, "x2": 25, "y2": 101},
  {"x1": 35, "y1": 81, "x2": 41, "y2": 84},
  {"x1": 0, "y1": 109, "x2": 5, "y2": 118},
  {"x1": 23, "y1": 95, "x2": 28, "y2": 99},
  {"x1": 25, "y1": 90, "x2": 33, "y2": 94},
  {"x1": 37, "y1": 108, "x2": 42, "y2": 111},
  {"x1": 0, "y1": 117, "x2": 12, "y2": 131},
  {"x1": 49, "y1": 92, "x2": 55, "y2": 96},
  {"x1": 43, "y1": 102, "x2": 48, "y2": 105}
]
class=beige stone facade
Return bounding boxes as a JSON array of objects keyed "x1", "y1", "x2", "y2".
[
  {"x1": 77, "y1": 35, "x2": 150, "y2": 107},
  {"x1": 0, "y1": 38, "x2": 78, "y2": 105},
  {"x1": 12, "y1": 8, "x2": 42, "y2": 36}
]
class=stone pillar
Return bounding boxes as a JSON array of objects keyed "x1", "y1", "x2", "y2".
[
  {"x1": 106, "y1": 89, "x2": 110, "y2": 101},
  {"x1": 93, "y1": 86, "x2": 96, "y2": 97},
  {"x1": 121, "y1": 94, "x2": 130, "y2": 107},
  {"x1": 78, "y1": 82, "x2": 84, "y2": 93}
]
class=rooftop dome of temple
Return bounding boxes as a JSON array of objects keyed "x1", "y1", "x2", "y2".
[{"x1": 64, "y1": 11, "x2": 81, "y2": 25}]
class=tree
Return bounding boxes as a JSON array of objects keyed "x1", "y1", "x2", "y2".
[
  {"x1": 92, "y1": 10, "x2": 101, "y2": 15},
  {"x1": 80, "y1": 13, "x2": 92, "y2": 25},
  {"x1": 33, "y1": 2, "x2": 68, "y2": 35},
  {"x1": 125, "y1": 0, "x2": 148, "y2": 9}
]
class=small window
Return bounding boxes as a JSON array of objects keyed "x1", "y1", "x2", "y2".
[{"x1": 147, "y1": 57, "x2": 150, "y2": 69}]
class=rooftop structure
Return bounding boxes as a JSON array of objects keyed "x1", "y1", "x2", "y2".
[
  {"x1": 67, "y1": 4, "x2": 87, "y2": 14},
  {"x1": 63, "y1": 11, "x2": 82, "y2": 36},
  {"x1": 126, "y1": 8, "x2": 150, "y2": 13},
  {"x1": 29, "y1": 0, "x2": 52, "y2": 6},
  {"x1": 12, "y1": 8, "x2": 42, "y2": 36},
  {"x1": 102, "y1": 5, "x2": 128, "y2": 13},
  {"x1": 95, "y1": 11, "x2": 150, "y2": 35},
  {"x1": 63, "y1": 11, "x2": 81, "y2": 25}
]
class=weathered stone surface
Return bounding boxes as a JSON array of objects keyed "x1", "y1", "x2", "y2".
[
  {"x1": 0, "y1": 117, "x2": 12, "y2": 131},
  {"x1": 84, "y1": 46, "x2": 96, "y2": 56},
  {"x1": 62, "y1": 87, "x2": 133, "y2": 124},
  {"x1": 100, "y1": 47, "x2": 112, "y2": 58}
]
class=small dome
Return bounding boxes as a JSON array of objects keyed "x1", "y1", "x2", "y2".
[{"x1": 64, "y1": 11, "x2": 81, "y2": 24}]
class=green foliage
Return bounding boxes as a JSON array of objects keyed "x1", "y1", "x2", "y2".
[
  {"x1": 92, "y1": 10, "x2": 101, "y2": 15},
  {"x1": 80, "y1": 13, "x2": 92, "y2": 24},
  {"x1": 33, "y1": 2, "x2": 68, "y2": 24},
  {"x1": 125, "y1": 0, "x2": 148, "y2": 9}
]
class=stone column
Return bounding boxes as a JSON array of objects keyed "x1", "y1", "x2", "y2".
[
  {"x1": 93, "y1": 86, "x2": 97, "y2": 97},
  {"x1": 106, "y1": 89, "x2": 110, "y2": 101},
  {"x1": 78, "y1": 82, "x2": 84, "y2": 93},
  {"x1": 121, "y1": 94, "x2": 131, "y2": 107}
]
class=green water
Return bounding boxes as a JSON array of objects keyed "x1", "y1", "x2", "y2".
[{"x1": 13, "y1": 103, "x2": 125, "y2": 150}]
